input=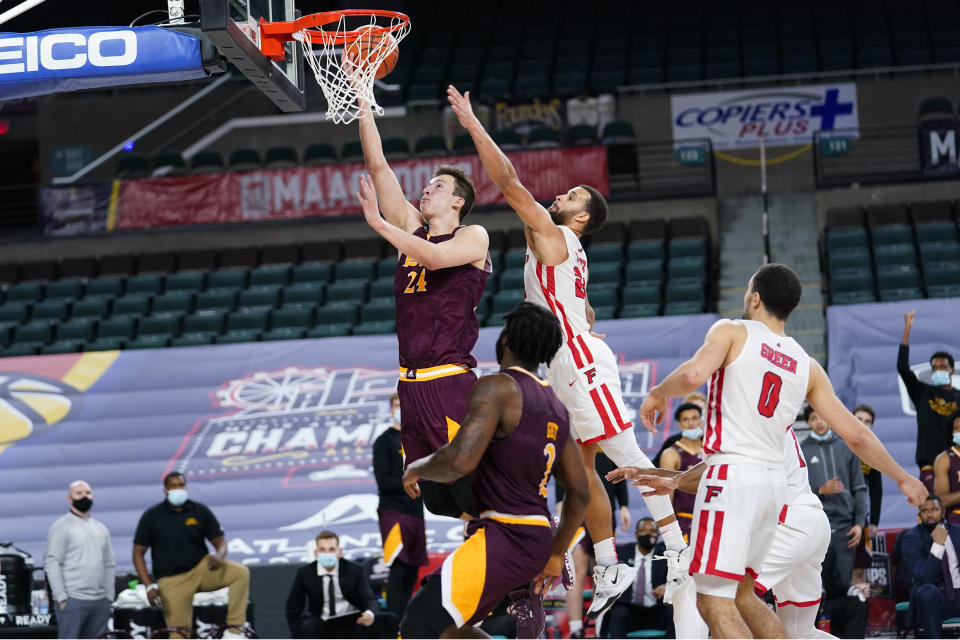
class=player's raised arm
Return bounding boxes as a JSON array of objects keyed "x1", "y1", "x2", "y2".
[
  {"x1": 402, "y1": 373, "x2": 513, "y2": 495},
  {"x1": 805, "y1": 358, "x2": 927, "y2": 506},
  {"x1": 357, "y1": 100, "x2": 421, "y2": 233},
  {"x1": 446, "y1": 86, "x2": 566, "y2": 262}
]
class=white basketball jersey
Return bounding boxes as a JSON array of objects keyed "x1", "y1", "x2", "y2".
[
  {"x1": 783, "y1": 425, "x2": 822, "y2": 509},
  {"x1": 704, "y1": 319, "x2": 811, "y2": 465},
  {"x1": 523, "y1": 226, "x2": 590, "y2": 341}
]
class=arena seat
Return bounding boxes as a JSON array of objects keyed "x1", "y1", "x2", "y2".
[
  {"x1": 249, "y1": 265, "x2": 290, "y2": 287},
  {"x1": 307, "y1": 323, "x2": 352, "y2": 338},
  {"x1": 56, "y1": 318, "x2": 95, "y2": 342},
  {"x1": 165, "y1": 272, "x2": 206, "y2": 292},
  {"x1": 190, "y1": 150, "x2": 225, "y2": 174},
  {"x1": 138, "y1": 313, "x2": 183, "y2": 338},
  {"x1": 115, "y1": 153, "x2": 151, "y2": 178},
  {"x1": 152, "y1": 292, "x2": 195, "y2": 315},
  {"x1": 70, "y1": 296, "x2": 110, "y2": 320},
  {"x1": 151, "y1": 150, "x2": 187, "y2": 176},
  {"x1": 171, "y1": 332, "x2": 216, "y2": 347},
  {"x1": 262, "y1": 326, "x2": 305, "y2": 341},
  {"x1": 264, "y1": 146, "x2": 299, "y2": 169},
  {"x1": 85, "y1": 336, "x2": 125, "y2": 351},
  {"x1": 227, "y1": 148, "x2": 262, "y2": 171},
  {"x1": 239, "y1": 286, "x2": 282, "y2": 308},
  {"x1": 227, "y1": 308, "x2": 271, "y2": 333},
  {"x1": 625, "y1": 260, "x2": 664, "y2": 284},
  {"x1": 303, "y1": 143, "x2": 338, "y2": 166},
  {"x1": 97, "y1": 316, "x2": 136, "y2": 340},
  {"x1": 270, "y1": 305, "x2": 314, "y2": 331},
  {"x1": 353, "y1": 320, "x2": 396, "y2": 335},
  {"x1": 283, "y1": 283, "x2": 325, "y2": 306},
  {"x1": 196, "y1": 289, "x2": 238, "y2": 312},
  {"x1": 208, "y1": 269, "x2": 248, "y2": 290},
  {"x1": 45, "y1": 279, "x2": 84, "y2": 300},
  {"x1": 291, "y1": 263, "x2": 333, "y2": 284},
  {"x1": 381, "y1": 137, "x2": 411, "y2": 161},
  {"x1": 126, "y1": 334, "x2": 171, "y2": 349},
  {"x1": 315, "y1": 304, "x2": 358, "y2": 326},
  {"x1": 31, "y1": 299, "x2": 69, "y2": 322},
  {"x1": 183, "y1": 311, "x2": 225, "y2": 334},
  {"x1": 414, "y1": 135, "x2": 448, "y2": 158},
  {"x1": 42, "y1": 340, "x2": 82, "y2": 354},
  {"x1": 111, "y1": 294, "x2": 151, "y2": 318}
]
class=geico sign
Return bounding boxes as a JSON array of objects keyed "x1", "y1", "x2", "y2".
[{"x1": 0, "y1": 31, "x2": 137, "y2": 74}]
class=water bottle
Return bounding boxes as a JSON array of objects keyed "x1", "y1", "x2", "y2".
[{"x1": 37, "y1": 590, "x2": 48, "y2": 615}]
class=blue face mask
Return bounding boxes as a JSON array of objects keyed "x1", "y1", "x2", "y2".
[
  {"x1": 392, "y1": 409, "x2": 401, "y2": 423},
  {"x1": 166, "y1": 489, "x2": 188, "y2": 506},
  {"x1": 953, "y1": 433, "x2": 960, "y2": 447},
  {"x1": 682, "y1": 428, "x2": 703, "y2": 440},
  {"x1": 809, "y1": 430, "x2": 832, "y2": 442},
  {"x1": 932, "y1": 370, "x2": 952, "y2": 386},
  {"x1": 317, "y1": 552, "x2": 338, "y2": 569}
]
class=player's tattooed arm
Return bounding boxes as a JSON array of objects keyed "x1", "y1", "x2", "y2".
[{"x1": 402, "y1": 374, "x2": 512, "y2": 495}]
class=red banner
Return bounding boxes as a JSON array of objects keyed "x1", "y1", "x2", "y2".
[{"x1": 113, "y1": 146, "x2": 608, "y2": 229}]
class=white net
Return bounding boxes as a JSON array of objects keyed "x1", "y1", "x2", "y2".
[{"x1": 293, "y1": 14, "x2": 409, "y2": 125}]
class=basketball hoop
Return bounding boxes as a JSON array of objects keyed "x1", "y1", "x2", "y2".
[{"x1": 260, "y1": 10, "x2": 410, "y2": 124}]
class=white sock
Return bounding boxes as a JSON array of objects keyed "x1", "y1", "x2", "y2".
[
  {"x1": 658, "y1": 519, "x2": 687, "y2": 552},
  {"x1": 594, "y1": 536, "x2": 617, "y2": 566},
  {"x1": 568, "y1": 619, "x2": 582, "y2": 634}
]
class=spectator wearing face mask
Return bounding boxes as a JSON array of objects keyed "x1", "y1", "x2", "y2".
[
  {"x1": 651, "y1": 392, "x2": 707, "y2": 467},
  {"x1": 605, "y1": 518, "x2": 674, "y2": 639},
  {"x1": 132, "y1": 472, "x2": 250, "y2": 639},
  {"x1": 44, "y1": 480, "x2": 115, "y2": 639},
  {"x1": 801, "y1": 405, "x2": 869, "y2": 587},
  {"x1": 372, "y1": 392, "x2": 427, "y2": 617},
  {"x1": 658, "y1": 402, "x2": 703, "y2": 541},
  {"x1": 933, "y1": 410, "x2": 960, "y2": 525},
  {"x1": 899, "y1": 310, "x2": 960, "y2": 492}
]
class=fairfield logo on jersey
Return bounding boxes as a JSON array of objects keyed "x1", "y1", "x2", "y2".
[{"x1": 670, "y1": 84, "x2": 859, "y2": 149}]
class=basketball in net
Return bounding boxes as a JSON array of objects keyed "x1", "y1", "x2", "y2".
[{"x1": 343, "y1": 25, "x2": 398, "y2": 80}]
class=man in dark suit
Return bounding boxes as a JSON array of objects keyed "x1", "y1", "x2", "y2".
[
  {"x1": 899, "y1": 495, "x2": 960, "y2": 638},
  {"x1": 285, "y1": 530, "x2": 399, "y2": 639},
  {"x1": 604, "y1": 517, "x2": 675, "y2": 638}
]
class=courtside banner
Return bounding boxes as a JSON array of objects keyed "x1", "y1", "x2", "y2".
[
  {"x1": 112, "y1": 146, "x2": 609, "y2": 229},
  {"x1": 0, "y1": 313, "x2": 716, "y2": 570},
  {"x1": 827, "y1": 298, "x2": 960, "y2": 528},
  {"x1": 0, "y1": 26, "x2": 207, "y2": 100},
  {"x1": 671, "y1": 83, "x2": 859, "y2": 149}
]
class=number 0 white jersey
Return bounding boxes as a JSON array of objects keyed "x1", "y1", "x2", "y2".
[
  {"x1": 523, "y1": 226, "x2": 591, "y2": 341},
  {"x1": 704, "y1": 319, "x2": 811, "y2": 465}
]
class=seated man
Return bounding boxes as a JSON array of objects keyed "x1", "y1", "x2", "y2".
[
  {"x1": 821, "y1": 545, "x2": 868, "y2": 639},
  {"x1": 899, "y1": 495, "x2": 960, "y2": 638},
  {"x1": 604, "y1": 518, "x2": 674, "y2": 639},
  {"x1": 285, "y1": 530, "x2": 399, "y2": 639},
  {"x1": 132, "y1": 472, "x2": 249, "y2": 639}
]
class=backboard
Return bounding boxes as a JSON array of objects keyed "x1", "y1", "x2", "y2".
[{"x1": 200, "y1": 0, "x2": 305, "y2": 112}]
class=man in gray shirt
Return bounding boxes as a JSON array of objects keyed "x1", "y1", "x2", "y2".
[{"x1": 44, "y1": 480, "x2": 116, "y2": 639}]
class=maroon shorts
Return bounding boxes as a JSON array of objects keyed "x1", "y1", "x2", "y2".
[
  {"x1": 378, "y1": 509, "x2": 428, "y2": 567},
  {"x1": 397, "y1": 369, "x2": 477, "y2": 465}
]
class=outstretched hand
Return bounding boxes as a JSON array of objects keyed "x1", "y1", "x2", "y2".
[
  {"x1": 638, "y1": 393, "x2": 665, "y2": 434},
  {"x1": 532, "y1": 554, "x2": 563, "y2": 594},
  {"x1": 356, "y1": 174, "x2": 386, "y2": 232},
  {"x1": 447, "y1": 85, "x2": 481, "y2": 130}
]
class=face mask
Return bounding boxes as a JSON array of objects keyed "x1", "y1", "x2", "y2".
[
  {"x1": 953, "y1": 433, "x2": 960, "y2": 447},
  {"x1": 317, "y1": 552, "x2": 338, "y2": 569},
  {"x1": 636, "y1": 534, "x2": 657, "y2": 550},
  {"x1": 392, "y1": 409, "x2": 401, "y2": 423},
  {"x1": 166, "y1": 489, "x2": 188, "y2": 506},
  {"x1": 682, "y1": 428, "x2": 703, "y2": 440},
  {"x1": 71, "y1": 497, "x2": 93, "y2": 513},
  {"x1": 809, "y1": 430, "x2": 832, "y2": 442},
  {"x1": 932, "y1": 370, "x2": 952, "y2": 386}
]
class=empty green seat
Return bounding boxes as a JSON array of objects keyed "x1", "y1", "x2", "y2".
[
  {"x1": 292, "y1": 263, "x2": 333, "y2": 284},
  {"x1": 6, "y1": 282, "x2": 44, "y2": 302},
  {"x1": 271, "y1": 305, "x2": 314, "y2": 329},
  {"x1": 492, "y1": 290, "x2": 524, "y2": 313},
  {"x1": 45, "y1": 279, "x2": 84, "y2": 300},
  {"x1": 620, "y1": 303, "x2": 660, "y2": 318},
  {"x1": 625, "y1": 260, "x2": 663, "y2": 283},
  {"x1": 165, "y1": 272, "x2": 206, "y2": 292},
  {"x1": 2, "y1": 342, "x2": 40, "y2": 356},
  {"x1": 307, "y1": 323, "x2": 352, "y2": 338},
  {"x1": 0, "y1": 302, "x2": 29, "y2": 324},
  {"x1": 334, "y1": 260, "x2": 376, "y2": 281},
  {"x1": 126, "y1": 335, "x2": 170, "y2": 350},
  {"x1": 170, "y1": 332, "x2": 215, "y2": 347},
  {"x1": 112, "y1": 294, "x2": 151, "y2": 317},
  {"x1": 830, "y1": 269, "x2": 874, "y2": 294},
  {"x1": 871, "y1": 225, "x2": 912, "y2": 246},
  {"x1": 928, "y1": 284, "x2": 960, "y2": 298},
  {"x1": 873, "y1": 244, "x2": 916, "y2": 267},
  {"x1": 622, "y1": 284, "x2": 661, "y2": 305},
  {"x1": 284, "y1": 283, "x2": 325, "y2": 305},
  {"x1": 316, "y1": 303, "x2": 358, "y2": 325},
  {"x1": 498, "y1": 269, "x2": 525, "y2": 290},
  {"x1": 139, "y1": 313, "x2": 182, "y2": 337},
  {"x1": 183, "y1": 311, "x2": 225, "y2": 333},
  {"x1": 360, "y1": 299, "x2": 395, "y2": 324},
  {"x1": 152, "y1": 292, "x2": 194, "y2": 314},
  {"x1": 227, "y1": 308, "x2": 270, "y2": 332},
  {"x1": 84, "y1": 336, "x2": 125, "y2": 351},
  {"x1": 916, "y1": 222, "x2": 958, "y2": 244},
  {"x1": 827, "y1": 228, "x2": 868, "y2": 251},
  {"x1": 71, "y1": 296, "x2": 110, "y2": 319},
  {"x1": 239, "y1": 286, "x2": 282, "y2": 308},
  {"x1": 668, "y1": 256, "x2": 706, "y2": 279},
  {"x1": 126, "y1": 274, "x2": 164, "y2": 295},
  {"x1": 368, "y1": 277, "x2": 394, "y2": 299},
  {"x1": 196, "y1": 289, "x2": 237, "y2": 312},
  {"x1": 924, "y1": 262, "x2": 960, "y2": 286},
  {"x1": 590, "y1": 263, "x2": 621, "y2": 285},
  {"x1": 249, "y1": 265, "x2": 290, "y2": 286},
  {"x1": 208, "y1": 269, "x2": 248, "y2": 289},
  {"x1": 589, "y1": 288, "x2": 618, "y2": 308},
  {"x1": 216, "y1": 330, "x2": 260, "y2": 344},
  {"x1": 57, "y1": 318, "x2": 95, "y2": 342},
  {"x1": 665, "y1": 280, "x2": 704, "y2": 303},
  {"x1": 262, "y1": 327, "x2": 305, "y2": 341},
  {"x1": 352, "y1": 320, "x2": 396, "y2": 335},
  {"x1": 86, "y1": 277, "x2": 124, "y2": 297},
  {"x1": 42, "y1": 340, "x2": 82, "y2": 355},
  {"x1": 326, "y1": 280, "x2": 368, "y2": 303},
  {"x1": 31, "y1": 300, "x2": 69, "y2": 322},
  {"x1": 627, "y1": 241, "x2": 665, "y2": 261},
  {"x1": 828, "y1": 247, "x2": 871, "y2": 270},
  {"x1": 920, "y1": 241, "x2": 960, "y2": 263},
  {"x1": 98, "y1": 316, "x2": 136, "y2": 339},
  {"x1": 831, "y1": 290, "x2": 877, "y2": 305},
  {"x1": 877, "y1": 265, "x2": 921, "y2": 290},
  {"x1": 504, "y1": 248, "x2": 527, "y2": 269},
  {"x1": 879, "y1": 288, "x2": 924, "y2": 302},
  {"x1": 587, "y1": 244, "x2": 623, "y2": 264},
  {"x1": 669, "y1": 237, "x2": 707, "y2": 257},
  {"x1": 485, "y1": 311, "x2": 508, "y2": 327},
  {"x1": 13, "y1": 321, "x2": 52, "y2": 344},
  {"x1": 377, "y1": 257, "x2": 398, "y2": 278},
  {"x1": 664, "y1": 300, "x2": 705, "y2": 315}
]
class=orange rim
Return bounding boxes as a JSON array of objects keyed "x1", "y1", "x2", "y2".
[{"x1": 260, "y1": 9, "x2": 409, "y2": 60}]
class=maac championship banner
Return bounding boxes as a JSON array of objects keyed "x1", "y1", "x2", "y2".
[
  {"x1": 111, "y1": 146, "x2": 609, "y2": 230},
  {"x1": 827, "y1": 298, "x2": 960, "y2": 528},
  {"x1": 0, "y1": 314, "x2": 715, "y2": 571},
  {"x1": 671, "y1": 83, "x2": 859, "y2": 149}
]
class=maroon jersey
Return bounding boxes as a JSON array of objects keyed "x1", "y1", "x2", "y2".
[
  {"x1": 394, "y1": 226, "x2": 490, "y2": 370},
  {"x1": 472, "y1": 367, "x2": 570, "y2": 519},
  {"x1": 671, "y1": 440, "x2": 703, "y2": 538},
  {"x1": 947, "y1": 447, "x2": 960, "y2": 524}
]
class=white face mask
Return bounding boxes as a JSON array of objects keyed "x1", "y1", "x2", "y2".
[{"x1": 392, "y1": 409, "x2": 401, "y2": 423}]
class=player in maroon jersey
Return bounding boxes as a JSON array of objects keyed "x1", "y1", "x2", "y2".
[
  {"x1": 399, "y1": 303, "x2": 590, "y2": 639},
  {"x1": 933, "y1": 409, "x2": 960, "y2": 524},
  {"x1": 357, "y1": 100, "x2": 491, "y2": 520}
]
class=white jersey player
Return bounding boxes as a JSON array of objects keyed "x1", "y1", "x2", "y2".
[
  {"x1": 611, "y1": 263, "x2": 927, "y2": 638},
  {"x1": 446, "y1": 85, "x2": 687, "y2": 618}
]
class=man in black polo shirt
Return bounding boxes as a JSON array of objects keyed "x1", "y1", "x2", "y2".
[{"x1": 132, "y1": 472, "x2": 250, "y2": 638}]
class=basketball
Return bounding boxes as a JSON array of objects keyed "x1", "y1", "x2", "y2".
[{"x1": 343, "y1": 25, "x2": 399, "y2": 80}]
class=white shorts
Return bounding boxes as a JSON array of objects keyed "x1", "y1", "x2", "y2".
[
  {"x1": 690, "y1": 462, "x2": 787, "y2": 598},
  {"x1": 546, "y1": 332, "x2": 632, "y2": 445},
  {"x1": 755, "y1": 503, "x2": 831, "y2": 607}
]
